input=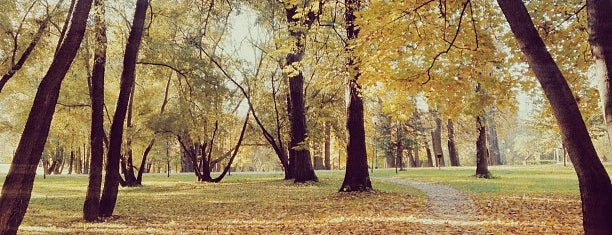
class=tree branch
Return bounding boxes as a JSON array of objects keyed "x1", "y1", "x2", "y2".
[{"x1": 422, "y1": 0, "x2": 470, "y2": 85}]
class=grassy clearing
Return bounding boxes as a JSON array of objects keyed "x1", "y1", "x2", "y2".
[{"x1": 9, "y1": 165, "x2": 603, "y2": 234}]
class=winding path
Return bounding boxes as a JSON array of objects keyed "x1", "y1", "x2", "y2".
[{"x1": 379, "y1": 178, "x2": 477, "y2": 220}]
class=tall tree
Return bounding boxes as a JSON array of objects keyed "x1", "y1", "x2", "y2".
[
  {"x1": 99, "y1": 0, "x2": 148, "y2": 217},
  {"x1": 497, "y1": 0, "x2": 612, "y2": 233},
  {"x1": 83, "y1": 0, "x2": 107, "y2": 222},
  {"x1": 588, "y1": 0, "x2": 612, "y2": 144},
  {"x1": 282, "y1": 1, "x2": 318, "y2": 183},
  {"x1": 0, "y1": 0, "x2": 93, "y2": 233},
  {"x1": 339, "y1": 0, "x2": 372, "y2": 192}
]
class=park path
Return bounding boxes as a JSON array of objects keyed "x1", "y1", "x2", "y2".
[{"x1": 379, "y1": 178, "x2": 477, "y2": 220}]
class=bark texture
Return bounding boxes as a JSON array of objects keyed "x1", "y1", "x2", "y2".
[
  {"x1": 99, "y1": 0, "x2": 148, "y2": 217},
  {"x1": 339, "y1": 0, "x2": 372, "y2": 192},
  {"x1": 284, "y1": 3, "x2": 317, "y2": 183},
  {"x1": 83, "y1": 0, "x2": 107, "y2": 222},
  {"x1": 0, "y1": 0, "x2": 93, "y2": 233},
  {"x1": 498, "y1": 0, "x2": 612, "y2": 233},
  {"x1": 589, "y1": 0, "x2": 612, "y2": 144}
]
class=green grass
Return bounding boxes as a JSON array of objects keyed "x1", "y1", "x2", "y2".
[{"x1": 369, "y1": 164, "x2": 612, "y2": 196}]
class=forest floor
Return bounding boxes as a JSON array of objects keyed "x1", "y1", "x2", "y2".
[{"x1": 15, "y1": 165, "x2": 592, "y2": 234}]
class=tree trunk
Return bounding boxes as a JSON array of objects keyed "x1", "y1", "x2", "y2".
[
  {"x1": 84, "y1": 12, "x2": 106, "y2": 214},
  {"x1": 121, "y1": 82, "x2": 138, "y2": 186},
  {"x1": 432, "y1": 116, "x2": 445, "y2": 167},
  {"x1": 135, "y1": 138, "x2": 155, "y2": 185},
  {"x1": 447, "y1": 119, "x2": 460, "y2": 166},
  {"x1": 589, "y1": 0, "x2": 612, "y2": 146},
  {"x1": 425, "y1": 141, "x2": 433, "y2": 167},
  {"x1": 324, "y1": 122, "x2": 331, "y2": 170},
  {"x1": 395, "y1": 138, "x2": 404, "y2": 171},
  {"x1": 99, "y1": 0, "x2": 148, "y2": 217},
  {"x1": 181, "y1": 149, "x2": 194, "y2": 172},
  {"x1": 284, "y1": 4, "x2": 317, "y2": 183},
  {"x1": 339, "y1": 0, "x2": 371, "y2": 192},
  {"x1": 486, "y1": 110, "x2": 502, "y2": 165},
  {"x1": 68, "y1": 151, "x2": 74, "y2": 174},
  {"x1": 413, "y1": 145, "x2": 420, "y2": 167},
  {"x1": 210, "y1": 113, "x2": 249, "y2": 183},
  {"x1": 408, "y1": 147, "x2": 416, "y2": 168},
  {"x1": 475, "y1": 116, "x2": 491, "y2": 178},
  {"x1": 0, "y1": 0, "x2": 92, "y2": 233},
  {"x1": 497, "y1": 0, "x2": 612, "y2": 232}
]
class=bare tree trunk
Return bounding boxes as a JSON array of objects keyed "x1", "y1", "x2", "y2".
[
  {"x1": 448, "y1": 119, "x2": 460, "y2": 166},
  {"x1": 475, "y1": 116, "x2": 491, "y2": 178},
  {"x1": 68, "y1": 150, "x2": 74, "y2": 174},
  {"x1": 99, "y1": 0, "x2": 148, "y2": 217},
  {"x1": 486, "y1": 110, "x2": 502, "y2": 165},
  {"x1": 432, "y1": 115, "x2": 445, "y2": 167},
  {"x1": 497, "y1": 0, "x2": 612, "y2": 232},
  {"x1": 284, "y1": 3, "x2": 317, "y2": 183},
  {"x1": 324, "y1": 122, "x2": 331, "y2": 170},
  {"x1": 413, "y1": 145, "x2": 420, "y2": 167},
  {"x1": 589, "y1": 0, "x2": 612, "y2": 146},
  {"x1": 395, "y1": 138, "x2": 404, "y2": 171},
  {"x1": 83, "y1": 0, "x2": 106, "y2": 215},
  {"x1": 408, "y1": 147, "x2": 416, "y2": 168},
  {"x1": 135, "y1": 139, "x2": 155, "y2": 185},
  {"x1": 0, "y1": 0, "x2": 93, "y2": 233},
  {"x1": 210, "y1": 113, "x2": 249, "y2": 183},
  {"x1": 339, "y1": 0, "x2": 371, "y2": 192},
  {"x1": 425, "y1": 141, "x2": 433, "y2": 167}
]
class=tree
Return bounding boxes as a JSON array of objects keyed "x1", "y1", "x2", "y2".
[
  {"x1": 496, "y1": 0, "x2": 612, "y2": 232},
  {"x1": 475, "y1": 116, "x2": 491, "y2": 178},
  {"x1": 339, "y1": 0, "x2": 372, "y2": 192},
  {"x1": 83, "y1": 0, "x2": 107, "y2": 222},
  {"x1": 588, "y1": 0, "x2": 612, "y2": 144},
  {"x1": 0, "y1": 0, "x2": 93, "y2": 233},
  {"x1": 431, "y1": 113, "x2": 445, "y2": 167},
  {"x1": 282, "y1": 0, "x2": 318, "y2": 183},
  {"x1": 0, "y1": 0, "x2": 66, "y2": 93},
  {"x1": 99, "y1": 0, "x2": 148, "y2": 217}
]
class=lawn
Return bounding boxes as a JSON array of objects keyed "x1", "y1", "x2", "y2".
[{"x1": 10, "y1": 165, "x2": 601, "y2": 234}]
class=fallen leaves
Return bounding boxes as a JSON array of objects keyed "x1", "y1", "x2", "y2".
[{"x1": 17, "y1": 173, "x2": 585, "y2": 234}]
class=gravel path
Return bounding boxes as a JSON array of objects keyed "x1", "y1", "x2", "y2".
[{"x1": 380, "y1": 178, "x2": 477, "y2": 220}]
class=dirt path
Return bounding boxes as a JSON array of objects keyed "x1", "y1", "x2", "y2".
[{"x1": 380, "y1": 178, "x2": 477, "y2": 220}]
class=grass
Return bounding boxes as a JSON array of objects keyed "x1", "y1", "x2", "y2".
[
  {"x1": 371, "y1": 164, "x2": 586, "y2": 196},
  {"x1": 6, "y1": 164, "x2": 605, "y2": 234}
]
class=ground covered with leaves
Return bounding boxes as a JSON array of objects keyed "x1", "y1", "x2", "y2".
[{"x1": 16, "y1": 166, "x2": 588, "y2": 234}]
